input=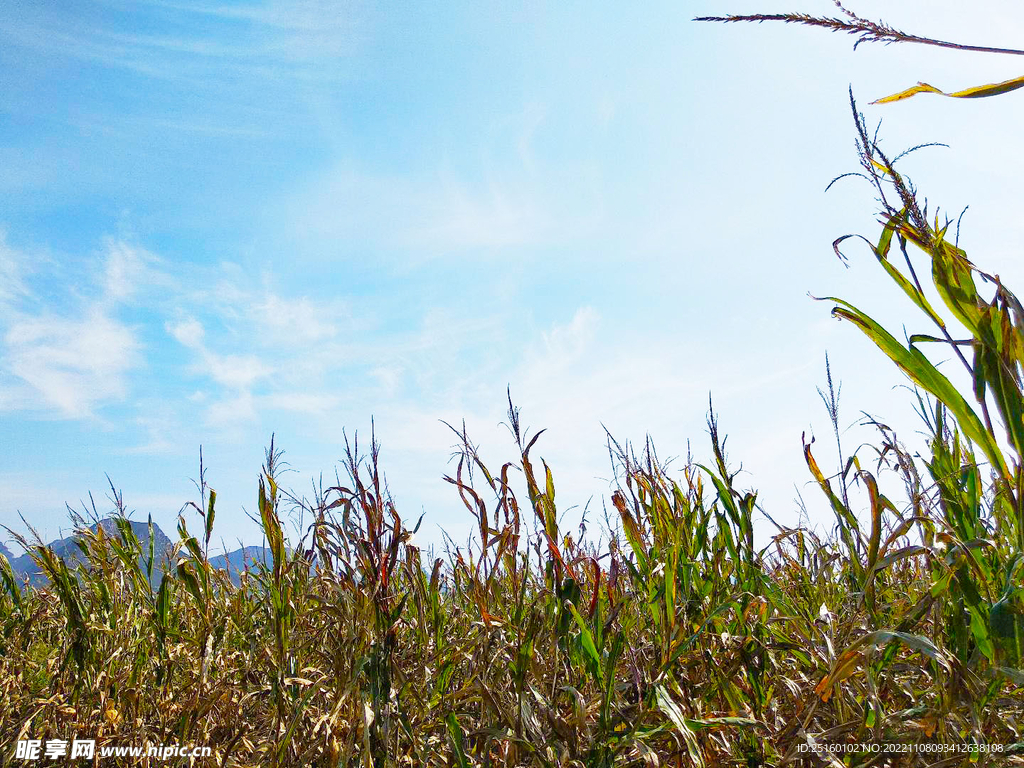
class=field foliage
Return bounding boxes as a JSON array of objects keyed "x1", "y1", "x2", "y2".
[{"x1": 2, "y1": 5, "x2": 1024, "y2": 766}]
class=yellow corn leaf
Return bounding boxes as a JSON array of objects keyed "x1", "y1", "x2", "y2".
[
  {"x1": 814, "y1": 647, "x2": 862, "y2": 702},
  {"x1": 874, "y1": 74, "x2": 1024, "y2": 104},
  {"x1": 921, "y1": 715, "x2": 939, "y2": 738}
]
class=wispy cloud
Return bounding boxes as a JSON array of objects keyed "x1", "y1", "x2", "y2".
[
  {"x1": 162, "y1": 273, "x2": 362, "y2": 428},
  {"x1": 412, "y1": 177, "x2": 549, "y2": 251},
  {"x1": 255, "y1": 293, "x2": 339, "y2": 345},
  {"x1": 4, "y1": 309, "x2": 141, "y2": 419},
  {"x1": 100, "y1": 240, "x2": 169, "y2": 305},
  {"x1": 0, "y1": 229, "x2": 34, "y2": 307},
  {"x1": 281, "y1": 164, "x2": 556, "y2": 256},
  {"x1": 205, "y1": 390, "x2": 258, "y2": 428},
  {"x1": 2, "y1": 2, "x2": 359, "y2": 82},
  {"x1": 0, "y1": 0, "x2": 364, "y2": 155},
  {"x1": 280, "y1": 101, "x2": 586, "y2": 258},
  {"x1": 0, "y1": 240, "x2": 151, "y2": 419},
  {"x1": 135, "y1": 0, "x2": 362, "y2": 59},
  {"x1": 260, "y1": 391, "x2": 341, "y2": 415},
  {"x1": 121, "y1": 408, "x2": 179, "y2": 455},
  {"x1": 167, "y1": 316, "x2": 272, "y2": 392}
]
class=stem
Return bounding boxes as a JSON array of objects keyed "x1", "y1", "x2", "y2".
[{"x1": 695, "y1": 14, "x2": 1024, "y2": 57}]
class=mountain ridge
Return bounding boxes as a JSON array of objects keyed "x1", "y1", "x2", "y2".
[{"x1": 2, "y1": 519, "x2": 272, "y2": 588}]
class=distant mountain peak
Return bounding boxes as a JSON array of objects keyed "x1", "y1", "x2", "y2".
[
  {"x1": 5, "y1": 517, "x2": 272, "y2": 589},
  {"x1": 5, "y1": 517, "x2": 171, "y2": 588}
]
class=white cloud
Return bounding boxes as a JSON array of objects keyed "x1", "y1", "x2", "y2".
[
  {"x1": 102, "y1": 240, "x2": 161, "y2": 304},
  {"x1": 541, "y1": 306, "x2": 597, "y2": 363},
  {"x1": 412, "y1": 177, "x2": 548, "y2": 250},
  {"x1": 0, "y1": 229, "x2": 33, "y2": 307},
  {"x1": 256, "y1": 293, "x2": 337, "y2": 344},
  {"x1": 261, "y1": 391, "x2": 341, "y2": 415},
  {"x1": 206, "y1": 352, "x2": 270, "y2": 390},
  {"x1": 167, "y1": 316, "x2": 271, "y2": 390},
  {"x1": 2, "y1": 0, "x2": 360, "y2": 84},
  {"x1": 370, "y1": 364, "x2": 403, "y2": 396},
  {"x1": 4, "y1": 308, "x2": 141, "y2": 418},
  {"x1": 282, "y1": 151, "x2": 563, "y2": 258},
  {"x1": 122, "y1": 423, "x2": 175, "y2": 455},
  {"x1": 167, "y1": 317, "x2": 206, "y2": 348},
  {"x1": 140, "y1": 0, "x2": 361, "y2": 61},
  {"x1": 0, "y1": 237, "x2": 165, "y2": 419},
  {"x1": 206, "y1": 390, "x2": 258, "y2": 427}
]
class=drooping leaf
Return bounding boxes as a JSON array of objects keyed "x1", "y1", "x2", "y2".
[{"x1": 825, "y1": 296, "x2": 1009, "y2": 480}]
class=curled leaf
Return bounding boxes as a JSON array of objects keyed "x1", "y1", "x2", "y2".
[{"x1": 874, "y1": 74, "x2": 1024, "y2": 104}]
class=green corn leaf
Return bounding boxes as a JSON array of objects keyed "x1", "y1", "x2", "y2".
[
  {"x1": 861, "y1": 209, "x2": 948, "y2": 329},
  {"x1": 544, "y1": 459, "x2": 555, "y2": 506},
  {"x1": 176, "y1": 560, "x2": 205, "y2": 610},
  {"x1": 655, "y1": 684, "x2": 705, "y2": 767},
  {"x1": 205, "y1": 489, "x2": 216, "y2": 546},
  {"x1": 802, "y1": 441, "x2": 862, "y2": 573},
  {"x1": 275, "y1": 686, "x2": 318, "y2": 764},
  {"x1": 446, "y1": 714, "x2": 471, "y2": 768},
  {"x1": 430, "y1": 659, "x2": 457, "y2": 707},
  {"x1": 146, "y1": 515, "x2": 156, "y2": 583},
  {"x1": 861, "y1": 630, "x2": 952, "y2": 671},
  {"x1": 0, "y1": 553, "x2": 21, "y2": 612},
  {"x1": 977, "y1": 309, "x2": 1024, "y2": 457},
  {"x1": 930, "y1": 240, "x2": 984, "y2": 335},
  {"x1": 612, "y1": 492, "x2": 649, "y2": 576},
  {"x1": 183, "y1": 535, "x2": 204, "y2": 564},
  {"x1": 872, "y1": 545, "x2": 927, "y2": 574},
  {"x1": 155, "y1": 573, "x2": 173, "y2": 629},
  {"x1": 826, "y1": 297, "x2": 1009, "y2": 480},
  {"x1": 991, "y1": 594, "x2": 1024, "y2": 664},
  {"x1": 684, "y1": 716, "x2": 762, "y2": 731},
  {"x1": 860, "y1": 471, "x2": 886, "y2": 577},
  {"x1": 567, "y1": 602, "x2": 602, "y2": 681},
  {"x1": 969, "y1": 604, "x2": 996, "y2": 662},
  {"x1": 993, "y1": 666, "x2": 1024, "y2": 686}
]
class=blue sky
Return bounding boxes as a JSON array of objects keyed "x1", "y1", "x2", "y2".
[{"x1": 3, "y1": 1, "x2": 1024, "y2": 553}]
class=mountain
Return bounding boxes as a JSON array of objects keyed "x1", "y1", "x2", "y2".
[
  {"x1": 209, "y1": 545, "x2": 273, "y2": 585},
  {"x1": 8, "y1": 519, "x2": 176, "y2": 588},
  {"x1": 5, "y1": 518, "x2": 275, "y2": 590}
]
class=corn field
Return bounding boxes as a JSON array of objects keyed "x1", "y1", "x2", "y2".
[{"x1": 3, "y1": 6, "x2": 1024, "y2": 767}]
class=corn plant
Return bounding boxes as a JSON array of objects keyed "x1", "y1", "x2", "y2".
[{"x1": 3, "y1": 6, "x2": 1024, "y2": 766}]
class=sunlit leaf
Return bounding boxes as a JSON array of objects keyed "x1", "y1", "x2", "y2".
[{"x1": 874, "y1": 74, "x2": 1024, "y2": 104}]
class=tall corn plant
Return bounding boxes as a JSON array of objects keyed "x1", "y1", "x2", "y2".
[
  {"x1": 608, "y1": 427, "x2": 769, "y2": 765},
  {"x1": 702, "y1": 1, "x2": 1024, "y2": 753},
  {"x1": 321, "y1": 427, "x2": 415, "y2": 767}
]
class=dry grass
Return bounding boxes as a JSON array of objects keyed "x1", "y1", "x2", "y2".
[
  {"x1": 1, "y1": 324, "x2": 1023, "y2": 766},
  {"x1": 3, "y1": 7, "x2": 1024, "y2": 765}
]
